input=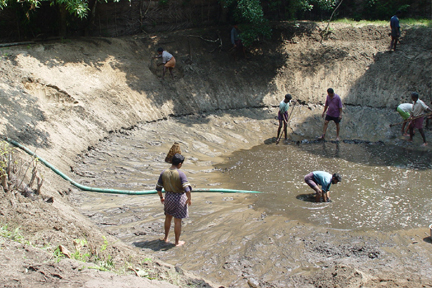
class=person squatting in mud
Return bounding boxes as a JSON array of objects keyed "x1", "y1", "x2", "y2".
[
  {"x1": 276, "y1": 93, "x2": 292, "y2": 144},
  {"x1": 155, "y1": 47, "x2": 176, "y2": 80},
  {"x1": 408, "y1": 92, "x2": 432, "y2": 147},
  {"x1": 156, "y1": 153, "x2": 192, "y2": 246},
  {"x1": 304, "y1": 171, "x2": 341, "y2": 203},
  {"x1": 318, "y1": 88, "x2": 343, "y2": 141}
]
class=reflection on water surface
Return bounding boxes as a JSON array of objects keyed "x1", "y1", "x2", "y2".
[{"x1": 217, "y1": 142, "x2": 432, "y2": 231}]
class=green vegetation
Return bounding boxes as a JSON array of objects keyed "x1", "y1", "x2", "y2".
[
  {"x1": 0, "y1": 140, "x2": 44, "y2": 196},
  {"x1": 221, "y1": 0, "x2": 271, "y2": 47},
  {"x1": 221, "y1": 0, "x2": 339, "y2": 46},
  {"x1": 0, "y1": 224, "x2": 25, "y2": 243},
  {"x1": 53, "y1": 236, "x2": 113, "y2": 271},
  {"x1": 400, "y1": 18, "x2": 432, "y2": 27},
  {"x1": 333, "y1": 18, "x2": 432, "y2": 27},
  {"x1": 0, "y1": 226, "x2": 161, "y2": 282},
  {"x1": 1, "y1": 48, "x2": 9, "y2": 58},
  {"x1": 0, "y1": 141, "x2": 14, "y2": 184}
]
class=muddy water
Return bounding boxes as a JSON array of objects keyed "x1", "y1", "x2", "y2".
[
  {"x1": 72, "y1": 112, "x2": 432, "y2": 286},
  {"x1": 217, "y1": 142, "x2": 432, "y2": 231}
]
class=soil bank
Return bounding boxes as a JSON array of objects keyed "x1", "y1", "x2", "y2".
[{"x1": 0, "y1": 22, "x2": 431, "y2": 287}]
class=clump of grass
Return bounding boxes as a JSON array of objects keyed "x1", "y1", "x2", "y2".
[
  {"x1": 53, "y1": 236, "x2": 115, "y2": 272},
  {"x1": 333, "y1": 18, "x2": 432, "y2": 27},
  {"x1": 333, "y1": 18, "x2": 388, "y2": 26},
  {"x1": 0, "y1": 224, "x2": 25, "y2": 243},
  {"x1": 400, "y1": 18, "x2": 432, "y2": 27},
  {"x1": 0, "y1": 140, "x2": 44, "y2": 198}
]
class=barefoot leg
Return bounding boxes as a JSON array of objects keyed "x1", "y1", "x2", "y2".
[
  {"x1": 174, "y1": 217, "x2": 183, "y2": 246},
  {"x1": 163, "y1": 214, "x2": 173, "y2": 242}
]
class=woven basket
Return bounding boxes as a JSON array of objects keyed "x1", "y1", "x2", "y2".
[{"x1": 165, "y1": 142, "x2": 181, "y2": 163}]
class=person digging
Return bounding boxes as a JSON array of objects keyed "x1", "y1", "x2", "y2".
[
  {"x1": 276, "y1": 94, "x2": 292, "y2": 144},
  {"x1": 304, "y1": 171, "x2": 341, "y2": 203}
]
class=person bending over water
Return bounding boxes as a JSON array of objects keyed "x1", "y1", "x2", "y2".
[
  {"x1": 304, "y1": 171, "x2": 341, "y2": 202},
  {"x1": 396, "y1": 102, "x2": 413, "y2": 136},
  {"x1": 156, "y1": 153, "x2": 192, "y2": 246}
]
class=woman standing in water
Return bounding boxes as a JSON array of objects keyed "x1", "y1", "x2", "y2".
[{"x1": 156, "y1": 153, "x2": 192, "y2": 246}]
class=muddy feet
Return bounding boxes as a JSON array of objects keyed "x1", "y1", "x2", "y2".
[{"x1": 175, "y1": 241, "x2": 185, "y2": 247}]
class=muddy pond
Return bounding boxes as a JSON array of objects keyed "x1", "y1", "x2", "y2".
[{"x1": 72, "y1": 114, "x2": 432, "y2": 286}]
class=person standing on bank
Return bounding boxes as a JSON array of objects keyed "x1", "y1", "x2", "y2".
[
  {"x1": 276, "y1": 94, "x2": 292, "y2": 144},
  {"x1": 318, "y1": 88, "x2": 343, "y2": 141},
  {"x1": 155, "y1": 47, "x2": 176, "y2": 80},
  {"x1": 156, "y1": 153, "x2": 192, "y2": 246},
  {"x1": 408, "y1": 92, "x2": 432, "y2": 146},
  {"x1": 396, "y1": 102, "x2": 413, "y2": 136},
  {"x1": 304, "y1": 171, "x2": 341, "y2": 203},
  {"x1": 390, "y1": 10, "x2": 401, "y2": 52},
  {"x1": 231, "y1": 24, "x2": 248, "y2": 60}
]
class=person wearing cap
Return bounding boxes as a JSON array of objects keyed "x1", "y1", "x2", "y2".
[
  {"x1": 304, "y1": 171, "x2": 341, "y2": 202},
  {"x1": 318, "y1": 88, "x2": 343, "y2": 141},
  {"x1": 156, "y1": 153, "x2": 192, "y2": 246},
  {"x1": 408, "y1": 92, "x2": 432, "y2": 146},
  {"x1": 396, "y1": 102, "x2": 413, "y2": 136},
  {"x1": 155, "y1": 47, "x2": 176, "y2": 80},
  {"x1": 276, "y1": 93, "x2": 293, "y2": 144}
]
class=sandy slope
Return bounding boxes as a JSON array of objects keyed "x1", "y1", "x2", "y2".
[{"x1": 0, "y1": 22, "x2": 431, "y2": 287}]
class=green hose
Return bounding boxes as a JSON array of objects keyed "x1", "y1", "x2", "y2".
[{"x1": 5, "y1": 138, "x2": 261, "y2": 195}]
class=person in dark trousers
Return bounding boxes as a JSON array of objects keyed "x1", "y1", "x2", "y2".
[
  {"x1": 231, "y1": 24, "x2": 248, "y2": 60},
  {"x1": 156, "y1": 153, "x2": 192, "y2": 246},
  {"x1": 276, "y1": 94, "x2": 292, "y2": 144},
  {"x1": 304, "y1": 171, "x2": 341, "y2": 203},
  {"x1": 390, "y1": 11, "x2": 401, "y2": 51},
  {"x1": 318, "y1": 88, "x2": 343, "y2": 141}
]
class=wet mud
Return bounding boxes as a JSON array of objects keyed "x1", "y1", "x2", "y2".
[{"x1": 71, "y1": 109, "x2": 432, "y2": 287}]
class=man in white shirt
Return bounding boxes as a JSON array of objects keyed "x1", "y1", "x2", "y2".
[
  {"x1": 155, "y1": 47, "x2": 176, "y2": 80},
  {"x1": 408, "y1": 92, "x2": 432, "y2": 146}
]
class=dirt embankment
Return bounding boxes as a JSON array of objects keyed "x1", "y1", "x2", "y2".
[{"x1": 0, "y1": 22, "x2": 431, "y2": 287}]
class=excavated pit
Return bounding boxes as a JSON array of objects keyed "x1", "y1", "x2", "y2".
[
  {"x1": 1, "y1": 22, "x2": 431, "y2": 287},
  {"x1": 71, "y1": 108, "x2": 432, "y2": 287}
]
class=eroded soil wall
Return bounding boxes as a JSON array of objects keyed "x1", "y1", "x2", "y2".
[
  {"x1": 0, "y1": 22, "x2": 431, "y2": 287},
  {"x1": 1, "y1": 23, "x2": 431, "y2": 172}
]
